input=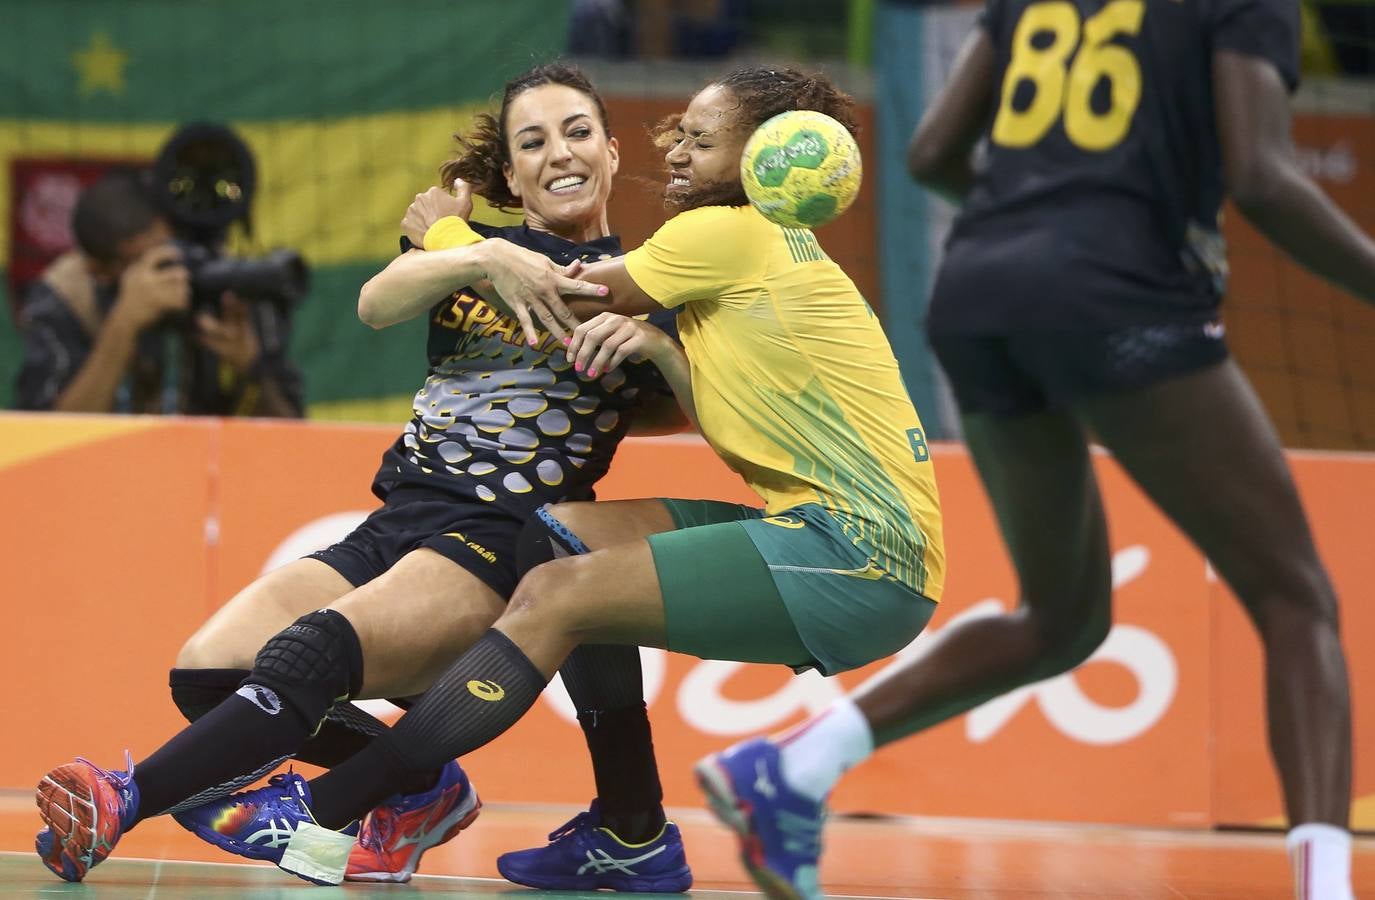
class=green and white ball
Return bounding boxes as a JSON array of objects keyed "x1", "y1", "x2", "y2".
[{"x1": 740, "y1": 109, "x2": 862, "y2": 229}]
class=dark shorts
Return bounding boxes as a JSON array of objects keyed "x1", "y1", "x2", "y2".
[
  {"x1": 307, "y1": 487, "x2": 521, "y2": 597},
  {"x1": 929, "y1": 320, "x2": 1229, "y2": 417}
]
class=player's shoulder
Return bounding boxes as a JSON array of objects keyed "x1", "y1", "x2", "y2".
[{"x1": 657, "y1": 204, "x2": 772, "y2": 243}]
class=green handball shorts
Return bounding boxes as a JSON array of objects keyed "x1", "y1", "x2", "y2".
[{"x1": 649, "y1": 499, "x2": 936, "y2": 676}]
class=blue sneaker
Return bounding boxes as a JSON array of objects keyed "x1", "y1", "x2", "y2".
[
  {"x1": 497, "y1": 800, "x2": 692, "y2": 892},
  {"x1": 174, "y1": 771, "x2": 358, "y2": 885},
  {"x1": 695, "y1": 738, "x2": 825, "y2": 900},
  {"x1": 35, "y1": 753, "x2": 139, "y2": 882}
]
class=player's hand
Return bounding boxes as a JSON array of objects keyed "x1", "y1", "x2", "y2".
[
  {"x1": 567, "y1": 312, "x2": 670, "y2": 378},
  {"x1": 402, "y1": 184, "x2": 475, "y2": 248},
  {"x1": 195, "y1": 292, "x2": 262, "y2": 375},
  {"x1": 112, "y1": 243, "x2": 191, "y2": 330},
  {"x1": 481, "y1": 240, "x2": 607, "y2": 345}
]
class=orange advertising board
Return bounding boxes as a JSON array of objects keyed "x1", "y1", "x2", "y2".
[{"x1": 0, "y1": 414, "x2": 1370, "y2": 829}]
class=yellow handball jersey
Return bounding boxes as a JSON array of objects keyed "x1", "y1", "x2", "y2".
[{"x1": 624, "y1": 205, "x2": 945, "y2": 599}]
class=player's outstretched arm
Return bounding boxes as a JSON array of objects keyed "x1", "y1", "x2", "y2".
[
  {"x1": 906, "y1": 28, "x2": 997, "y2": 203},
  {"x1": 1217, "y1": 49, "x2": 1375, "y2": 304},
  {"x1": 357, "y1": 245, "x2": 492, "y2": 329},
  {"x1": 562, "y1": 256, "x2": 668, "y2": 319}
]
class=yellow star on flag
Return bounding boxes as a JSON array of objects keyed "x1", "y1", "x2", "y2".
[{"x1": 71, "y1": 32, "x2": 129, "y2": 97}]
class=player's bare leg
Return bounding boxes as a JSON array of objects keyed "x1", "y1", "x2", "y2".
[
  {"x1": 176, "y1": 558, "x2": 354, "y2": 670},
  {"x1": 856, "y1": 409, "x2": 1112, "y2": 740},
  {"x1": 1079, "y1": 359, "x2": 1352, "y2": 895},
  {"x1": 743, "y1": 409, "x2": 1113, "y2": 818},
  {"x1": 329, "y1": 549, "x2": 505, "y2": 698}
]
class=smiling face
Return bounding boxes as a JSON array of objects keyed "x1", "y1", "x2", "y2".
[
  {"x1": 503, "y1": 83, "x2": 619, "y2": 243},
  {"x1": 664, "y1": 84, "x2": 751, "y2": 202}
]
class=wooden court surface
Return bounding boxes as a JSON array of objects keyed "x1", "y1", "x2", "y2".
[{"x1": 1, "y1": 793, "x2": 1371, "y2": 898}]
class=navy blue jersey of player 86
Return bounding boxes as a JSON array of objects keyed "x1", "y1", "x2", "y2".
[
  {"x1": 930, "y1": 0, "x2": 1299, "y2": 334},
  {"x1": 372, "y1": 222, "x2": 674, "y2": 514}
]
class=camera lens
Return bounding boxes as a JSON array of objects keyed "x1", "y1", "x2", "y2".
[{"x1": 151, "y1": 123, "x2": 256, "y2": 236}]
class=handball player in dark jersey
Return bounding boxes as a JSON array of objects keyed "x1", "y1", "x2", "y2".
[
  {"x1": 34, "y1": 63, "x2": 692, "y2": 893},
  {"x1": 697, "y1": 1, "x2": 1375, "y2": 897}
]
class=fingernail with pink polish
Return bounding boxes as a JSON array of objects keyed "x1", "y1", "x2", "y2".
[
  {"x1": 588, "y1": 369, "x2": 598, "y2": 378},
  {"x1": 574, "y1": 362, "x2": 583, "y2": 372}
]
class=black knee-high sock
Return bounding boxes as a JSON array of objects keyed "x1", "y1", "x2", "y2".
[
  {"x1": 170, "y1": 667, "x2": 386, "y2": 768},
  {"x1": 561, "y1": 647, "x2": 665, "y2": 841},
  {"x1": 132, "y1": 611, "x2": 363, "y2": 823},
  {"x1": 519, "y1": 507, "x2": 667, "y2": 840},
  {"x1": 308, "y1": 629, "x2": 547, "y2": 830}
]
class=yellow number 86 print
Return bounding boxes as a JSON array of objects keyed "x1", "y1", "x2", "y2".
[{"x1": 991, "y1": 0, "x2": 1146, "y2": 152}]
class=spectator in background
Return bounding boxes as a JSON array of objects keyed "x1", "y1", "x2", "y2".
[{"x1": 13, "y1": 173, "x2": 302, "y2": 417}]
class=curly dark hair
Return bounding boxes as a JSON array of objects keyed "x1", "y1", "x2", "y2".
[
  {"x1": 653, "y1": 65, "x2": 860, "y2": 213},
  {"x1": 439, "y1": 63, "x2": 611, "y2": 211}
]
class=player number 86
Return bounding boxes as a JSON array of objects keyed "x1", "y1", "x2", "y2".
[{"x1": 992, "y1": 0, "x2": 1146, "y2": 153}]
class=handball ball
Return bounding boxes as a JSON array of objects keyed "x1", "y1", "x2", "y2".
[{"x1": 741, "y1": 109, "x2": 862, "y2": 229}]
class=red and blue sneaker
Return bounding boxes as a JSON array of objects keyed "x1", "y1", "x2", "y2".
[
  {"x1": 345, "y1": 760, "x2": 481, "y2": 883},
  {"x1": 496, "y1": 799, "x2": 692, "y2": 892},
  {"x1": 173, "y1": 771, "x2": 358, "y2": 885},
  {"x1": 35, "y1": 753, "x2": 139, "y2": 882},
  {"x1": 695, "y1": 738, "x2": 826, "y2": 900}
]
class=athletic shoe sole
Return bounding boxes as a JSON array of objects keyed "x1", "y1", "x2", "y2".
[
  {"x1": 694, "y1": 757, "x2": 810, "y2": 900},
  {"x1": 345, "y1": 786, "x2": 482, "y2": 883},
  {"x1": 496, "y1": 857, "x2": 694, "y2": 893},
  {"x1": 35, "y1": 764, "x2": 117, "y2": 882}
]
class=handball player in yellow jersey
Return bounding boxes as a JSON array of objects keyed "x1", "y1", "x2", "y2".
[{"x1": 121, "y1": 65, "x2": 945, "y2": 888}]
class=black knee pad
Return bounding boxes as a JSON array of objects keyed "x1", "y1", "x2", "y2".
[
  {"x1": 170, "y1": 667, "x2": 249, "y2": 722},
  {"x1": 246, "y1": 609, "x2": 364, "y2": 727},
  {"x1": 516, "y1": 504, "x2": 590, "y2": 577}
]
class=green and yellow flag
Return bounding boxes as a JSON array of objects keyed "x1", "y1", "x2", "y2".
[{"x1": 0, "y1": 0, "x2": 570, "y2": 419}]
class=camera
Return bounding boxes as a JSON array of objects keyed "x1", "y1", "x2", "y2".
[
  {"x1": 149, "y1": 122, "x2": 309, "y2": 317},
  {"x1": 173, "y1": 241, "x2": 309, "y2": 314}
]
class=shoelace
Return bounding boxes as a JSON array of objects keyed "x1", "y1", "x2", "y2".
[
  {"x1": 547, "y1": 810, "x2": 595, "y2": 843},
  {"x1": 361, "y1": 807, "x2": 398, "y2": 852},
  {"x1": 73, "y1": 751, "x2": 136, "y2": 793}
]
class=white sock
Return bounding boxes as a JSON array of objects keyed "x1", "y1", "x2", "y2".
[
  {"x1": 774, "y1": 697, "x2": 874, "y2": 802},
  {"x1": 1287, "y1": 823, "x2": 1353, "y2": 900}
]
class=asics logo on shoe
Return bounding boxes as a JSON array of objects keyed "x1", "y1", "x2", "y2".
[
  {"x1": 575, "y1": 844, "x2": 667, "y2": 876},
  {"x1": 236, "y1": 684, "x2": 284, "y2": 716},
  {"x1": 245, "y1": 817, "x2": 297, "y2": 849},
  {"x1": 753, "y1": 759, "x2": 778, "y2": 799},
  {"x1": 467, "y1": 679, "x2": 505, "y2": 702}
]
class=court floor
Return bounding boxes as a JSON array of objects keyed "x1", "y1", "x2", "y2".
[{"x1": 1, "y1": 792, "x2": 1371, "y2": 898}]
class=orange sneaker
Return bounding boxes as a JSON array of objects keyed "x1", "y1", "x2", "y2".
[
  {"x1": 35, "y1": 753, "x2": 138, "y2": 882},
  {"x1": 345, "y1": 760, "x2": 480, "y2": 883}
]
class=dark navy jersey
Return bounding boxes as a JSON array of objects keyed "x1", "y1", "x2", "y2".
[
  {"x1": 929, "y1": 0, "x2": 1299, "y2": 334},
  {"x1": 373, "y1": 223, "x2": 674, "y2": 515}
]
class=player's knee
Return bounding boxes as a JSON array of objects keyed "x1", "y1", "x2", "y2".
[
  {"x1": 246, "y1": 609, "x2": 364, "y2": 724},
  {"x1": 506, "y1": 557, "x2": 581, "y2": 633},
  {"x1": 1023, "y1": 601, "x2": 1110, "y2": 678}
]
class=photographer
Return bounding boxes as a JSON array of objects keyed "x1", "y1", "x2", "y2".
[{"x1": 14, "y1": 172, "x2": 303, "y2": 416}]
